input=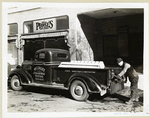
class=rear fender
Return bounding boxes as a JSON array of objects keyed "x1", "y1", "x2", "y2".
[
  {"x1": 66, "y1": 73, "x2": 105, "y2": 94},
  {"x1": 8, "y1": 68, "x2": 32, "y2": 84}
]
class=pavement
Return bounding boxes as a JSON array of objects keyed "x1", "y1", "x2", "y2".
[{"x1": 7, "y1": 87, "x2": 143, "y2": 113}]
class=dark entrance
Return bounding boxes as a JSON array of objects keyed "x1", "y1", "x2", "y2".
[
  {"x1": 24, "y1": 37, "x2": 69, "y2": 60},
  {"x1": 77, "y1": 8, "x2": 144, "y2": 73}
]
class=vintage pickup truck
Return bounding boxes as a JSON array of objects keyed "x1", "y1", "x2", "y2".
[{"x1": 8, "y1": 48, "x2": 124, "y2": 101}]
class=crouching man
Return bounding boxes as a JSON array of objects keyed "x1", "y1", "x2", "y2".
[{"x1": 116, "y1": 58, "x2": 139, "y2": 104}]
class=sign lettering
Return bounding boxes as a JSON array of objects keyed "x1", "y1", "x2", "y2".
[
  {"x1": 33, "y1": 66, "x2": 45, "y2": 81},
  {"x1": 33, "y1": 18, "x2": 56, "y2": 33},
  {"x1": 36, "y1": 20, "x2": 53, "y2": 30},
  {"x1": 64, "y1": 70, "x2": 96, "y2": 74}
]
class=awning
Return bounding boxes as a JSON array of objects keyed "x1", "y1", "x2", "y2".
[
  {"x1": 78, "y1": 8, "x2": 143, "y2": 19},
  {"x1": 21, "y1": 31, "x2": 68, "y2": 39}
]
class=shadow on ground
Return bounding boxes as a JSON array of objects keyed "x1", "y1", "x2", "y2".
[
  {"x1": 18, "y1": 86, "x2": 109, "y2": 101},
  {"x1": 23, "y1": 86, "x2": 72, "y2": 99},
  {"x1": 13, "y1": 85, "x2": 143, "y2": 104}
]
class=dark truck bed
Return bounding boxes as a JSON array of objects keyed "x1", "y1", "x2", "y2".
[{"x1": 55, "y1": 61, "x2": 123, "y2": 96}]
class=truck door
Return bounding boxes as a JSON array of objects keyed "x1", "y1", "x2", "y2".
[{"x1": 32, "y1": 52, "x2": 51, "y2": 84}]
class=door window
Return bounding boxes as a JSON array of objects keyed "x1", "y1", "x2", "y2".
[{"x1": 35, "y1": 52, "x2": 46, "y2": 61}]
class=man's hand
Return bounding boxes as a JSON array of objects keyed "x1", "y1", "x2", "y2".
[
  {"x1": 116, "y1": 75, "x2": 122, "y2": 80},
  {"x1": 122, "y1": 75, "x2": 127, "y2": 83},
  {"x1": 115, "y1": 75, "x2": 127, "y2": 83}
]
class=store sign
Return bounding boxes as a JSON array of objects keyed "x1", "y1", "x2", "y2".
[{"x1": 33, "y1": 18, "x2": 56, "y2": 33}]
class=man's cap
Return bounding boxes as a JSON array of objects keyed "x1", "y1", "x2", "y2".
[{"x1": 117, "y1": 58, "x2": 123, "y2": 63}]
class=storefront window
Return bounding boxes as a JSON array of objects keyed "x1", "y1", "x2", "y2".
[
  {"x1": 8, "y1": 23, "x2": 18, "y2": 35},
  {"x1": 8, "y1": 40, "x2": 18, "y2": 73},
  {"x1": 56, "y1": 16, "x2": 69, "y2": 30},
  {"x1": 24, "y1": 21, "x2": 33, "y2": 33},
  {"x1": 8, "y1": 23, "x2": 18, "y2": 74}
]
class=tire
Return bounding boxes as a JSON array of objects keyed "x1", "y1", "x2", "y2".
[
  {"x1": 70, "y1": 80, "x2": 89, "y2": 101},
  {"x1": 10, "y1": 75, "x2": 23, "y2": 91}
]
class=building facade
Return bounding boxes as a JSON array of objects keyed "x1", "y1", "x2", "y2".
[
  {"x1": 7, "y1": 7, "x2": 144, "y2": 74},
  {"x1": 7, "y1": 7, "x2": 94, "y2": 72}
]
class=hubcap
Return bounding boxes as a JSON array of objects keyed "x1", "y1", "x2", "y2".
[
  {"x1": 14, "y1": 81, "x2": 19, "y2": 87},
  {"x1": 13, "y1": 77, "x2": 20, "y2": 88},
  {"x1": 74, "y1": 86, "x2": 83, "y2": 96}
]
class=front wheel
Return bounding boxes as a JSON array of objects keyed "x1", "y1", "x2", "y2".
[
  {"x1": 70, "y1": 80, "x2": 89, "y2": 101},
  {"x1": 10, "y1": 75, "x2": 23, "y2": 91}
]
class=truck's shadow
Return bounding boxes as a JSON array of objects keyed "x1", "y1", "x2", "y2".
[
  {"x1": 23, "y1": 86, "x2": 72, "y2": 99},
  {"x1": 22, "y1": 86, "x2": 107, "y2": 101}
]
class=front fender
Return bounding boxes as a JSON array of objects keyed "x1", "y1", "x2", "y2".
[
  {"x1": 8, "y1": 68, "x2": 32, "y2": 84},
  {"x1": 65, "y1": 73, "x2": 102, "y2": 93}
]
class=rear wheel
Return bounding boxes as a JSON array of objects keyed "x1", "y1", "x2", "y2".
[
  {"x1": 70, "y1": 80, "x2": 89, "y2": 101},
  {"x1": 10, "y1": 75, "x2": 23, "y2": 91}
]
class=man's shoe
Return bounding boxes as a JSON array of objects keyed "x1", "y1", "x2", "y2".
[{"x1": 125, "y1": 99, "x2": 134, "y2": 104}]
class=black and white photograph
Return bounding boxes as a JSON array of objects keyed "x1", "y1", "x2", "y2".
[{"x1": 2, "y1": 2, "x2": 149, "y2": 117}]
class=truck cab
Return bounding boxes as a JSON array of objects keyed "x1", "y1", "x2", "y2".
[
  {"x1": 29, "y1": 48, "x2": 70, "y2": 84},
  {"x1": 8, "y1": 48, "x2": 124, "y2": 101}
]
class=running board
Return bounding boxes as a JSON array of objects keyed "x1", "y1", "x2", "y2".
[{"x1": 22, "y1": 83, "x2": 68, "y2": 90}]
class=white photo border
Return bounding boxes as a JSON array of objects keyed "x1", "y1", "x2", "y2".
[{"x1": 2, "y1": 2, "x2": 149, "y2": 117}]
